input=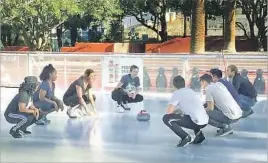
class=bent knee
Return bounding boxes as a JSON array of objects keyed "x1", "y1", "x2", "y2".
[
  {"x1": 162, "y1": 114, "x2": 170, "y2": 124},
  {"x1": 137, "y1": 95, "x2": 144, "y2": 102},
  {"x1": 63, "y1": 98, "x2": 69, "y2": 106},
  {"x1": 26, "y1": 115, "x2": 36, "y2": 122},
  {"x1": 35, "y1": 102, "x2": 54, "y2": 112},
  {"x1": 111, "y1": 91, "x2": 119, "y2": 101}
]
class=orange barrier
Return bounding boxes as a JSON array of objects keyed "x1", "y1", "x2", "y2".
[
  {"x1": 145, "y1": 37, "x2": 191, "y2": 54},
  {"x1": 3, "y1": 46, "x2": 30, "y2": 51},
  {"x1": 3, "y1": 36, "x2": 265, "y2": 53},
  {"x1": 61, "y1": 43, "x2": 114, "y2": 52}
]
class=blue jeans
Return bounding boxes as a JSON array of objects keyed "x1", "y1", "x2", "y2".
[
  {"x1": 34, "y1": 101, "x2": 54, "y2": 113},
  {"x1": 239, "y1": 95, "x2": 256, "y2": 111}
]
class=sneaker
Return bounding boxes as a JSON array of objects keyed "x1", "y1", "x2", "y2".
[
  {"x1": 35, "y1": 119, "x2": 46, "y2": 125},
  {"x1": 19, "y1": 130, "x2": 31, "y2": 135},
  {"x1": 10, "y1": 128, "x2": 22, "y2": 138},
  {"x1": 67, "y1": 107, "x2": 77, "y2": 118},
  {"x1": 216, "y1": 129, "x2": 233, "y2": 134},
  {"x1": 242, "y1": 109, "x2": 254, "y2": 118},
  {"x1": 121, "y1": 103, "x2": 130, "y2": 111},
  {"x1": 192, "y1": 131, "x2": 205, "y2": 144},
  {"x1": 216, "y1": 126, "x2": 233, "y2": 136},
  {"x1": 116, "y1": 105, "x2": 125, "y2": 113},
  {"x1": 43, "y1": 117, "x2": 51, "y2": 124},
  {"x1": 177, "y1": 135, "x2": 192, "y2": 147}
]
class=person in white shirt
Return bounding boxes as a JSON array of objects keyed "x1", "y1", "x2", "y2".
[
  {"x1": 162, "y1": 75, "x2": 209, "y2": 147},
  {"x1": 199, "y1": 74, "x2": 242, "y2": 136}
]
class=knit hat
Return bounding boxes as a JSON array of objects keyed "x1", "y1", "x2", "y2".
[{"x1": 24, "y1": 76, "x2": 38, "y2": 84}]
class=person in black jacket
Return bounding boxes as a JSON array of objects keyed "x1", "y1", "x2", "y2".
[
  {"x1": 226, "y1": 65, "x2": 257, "y2": 118},
  {"x1": 4, "y1": 76, "x2": 43, "y2": 138}
]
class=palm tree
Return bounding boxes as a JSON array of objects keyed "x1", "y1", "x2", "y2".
[
  {"x1": 190, "y1": 0, "x2": 205, "y2": 54},
  {"x1": 223, "y1": 0, "x2": 236, "y2": 53}
]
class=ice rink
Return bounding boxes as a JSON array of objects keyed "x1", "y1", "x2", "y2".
[{"x1": 0, "y1": 88, "x2": 267, "y2": 162}]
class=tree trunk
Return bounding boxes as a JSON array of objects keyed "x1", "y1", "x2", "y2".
[
  {"x1": 21, "y1": 31, "x2": 35, "y2": 50},
  {"x1": 222, "y1": 15, "x2": 225, "y2": 36},
  {"x1": 183, "y1": 14, "x2": 187, "y2": 37},
  {"x1": 249, "y1": 13, "x2": 255, "y2": 38},
  {"x1": 257, "y1": 28, "x2": 265, "y2": 51},
  {"x1": 13, "y1": 34, "x2": 19, "y2": 46},
  {"x1": 190, "y1": 0, "x2": 205, "y2": 54},
  {"x1": 70, "y1": 26, "x2": 77, "y2": 46},
  {"x1": 205, "y1": 11, "x2": 208, "y2": 36},
  {"x1": 7, "y1": 32, "x2": 12, "y2": 46},
  {"x1": 223, "y1": 0, "x2": 236, "y2": 53},
  {"x1": 159, "y1": 15, "x2": 168, "y2": 42},
  {"x1": 57, "y1": 26, "x2": 63, "y2": 48},
  {"x1": 1, "y1": 35, "x2": 7, "y2": 46}
]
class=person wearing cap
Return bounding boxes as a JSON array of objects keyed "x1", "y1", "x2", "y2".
[{"x1": 4, "y1": 76, "x2": 43, "y2": 138}]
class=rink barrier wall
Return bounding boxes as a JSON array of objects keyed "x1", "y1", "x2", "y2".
[{"x1": 0, "y1": 52, "x2": 267, "y2": 95}]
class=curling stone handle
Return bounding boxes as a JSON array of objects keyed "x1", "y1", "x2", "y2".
[{"x1": 140, "y1": 110, "x2": 146, "y2": 113}]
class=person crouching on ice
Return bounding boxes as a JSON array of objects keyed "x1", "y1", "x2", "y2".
[
  {"x1": 33, "y1": 64, "x2": 64, "y2": 125},
  {"x1": 162, "y1": 75, "x2": 208, "y2": 147},
  {"x1": 4, "y1": 76, "x2": 43, "y2": 138},
  {"x1": 111, "y1": 65, "x2": 144, "y2": 113},
  {"x1": 63, "y1": 69, "x2": 97, "y2": 118}
]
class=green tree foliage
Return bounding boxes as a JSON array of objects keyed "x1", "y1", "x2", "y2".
[
  {"x1": 106, "y1": 17, "x2": 124, "y2": 42},
  {"x1": 237, "y1": 0, "x2": 267, "y2": 51},
  {"x1": 80, "y1": 0, "x2": 122, "y2": 22},
  {"x1": 206, "y1": 0, "x2": 223, "y2": 19},
  {"x1": 121, "y1": 0, "x2": 168, "y2": 42},
  {"x1": 1, "y1": 0, "x2": 80, "y2": 50},
  {"x1": 1, "y1": 24, "x2": 20, "y2": 46},
  {"x1": 64, "y1": 0, "x2": 122, "y2": 44},
  {"x1": 168, "y1": 0, "x2": 192, "y2": 17}
]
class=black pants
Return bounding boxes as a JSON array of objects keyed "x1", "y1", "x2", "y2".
[
  {"x1": 63, "y1": 94, "x2": 96, "y2": 107},
  {"x1": 5, "y1": 112, "x2": 43, "y2": 131},
  {"x1": 207, "y1": 107, "x2": 239, "y2": 129},
  {"x1": 163, "y1": 113, "x2": 206, "y2": 139},
  {"x1": 111, "y1": 88, "x2": 143, "y2": 105}
]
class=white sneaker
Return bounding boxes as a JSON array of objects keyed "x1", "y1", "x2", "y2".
[
  {"x1": 116, "y1": 105, "x2": 125, "y2": 113},
  {"x1": 67, "y1": 105, "x2": 84, "y2": 118},
  {"x1": 67, "y1": 107, "x2": 77, "y2": 118}
]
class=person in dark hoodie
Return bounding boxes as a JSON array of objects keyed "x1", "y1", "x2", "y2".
[
  {"x1": 210, "y1": 68, "x2": 241, "y2": 108},
  {"x1": 4, "y1": 76, "x2": 43, "y2": 138},
  {"x1": 226, "y1": 65, "x2": 257, "y2": 118}
]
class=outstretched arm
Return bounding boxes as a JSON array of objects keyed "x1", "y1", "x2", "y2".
[
  {"x1": 88, "y1": 89, "x2": 97, "y2": 115},
  {"x1": 76, "y1": 85, "x2": 89, "y2": 111}
]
